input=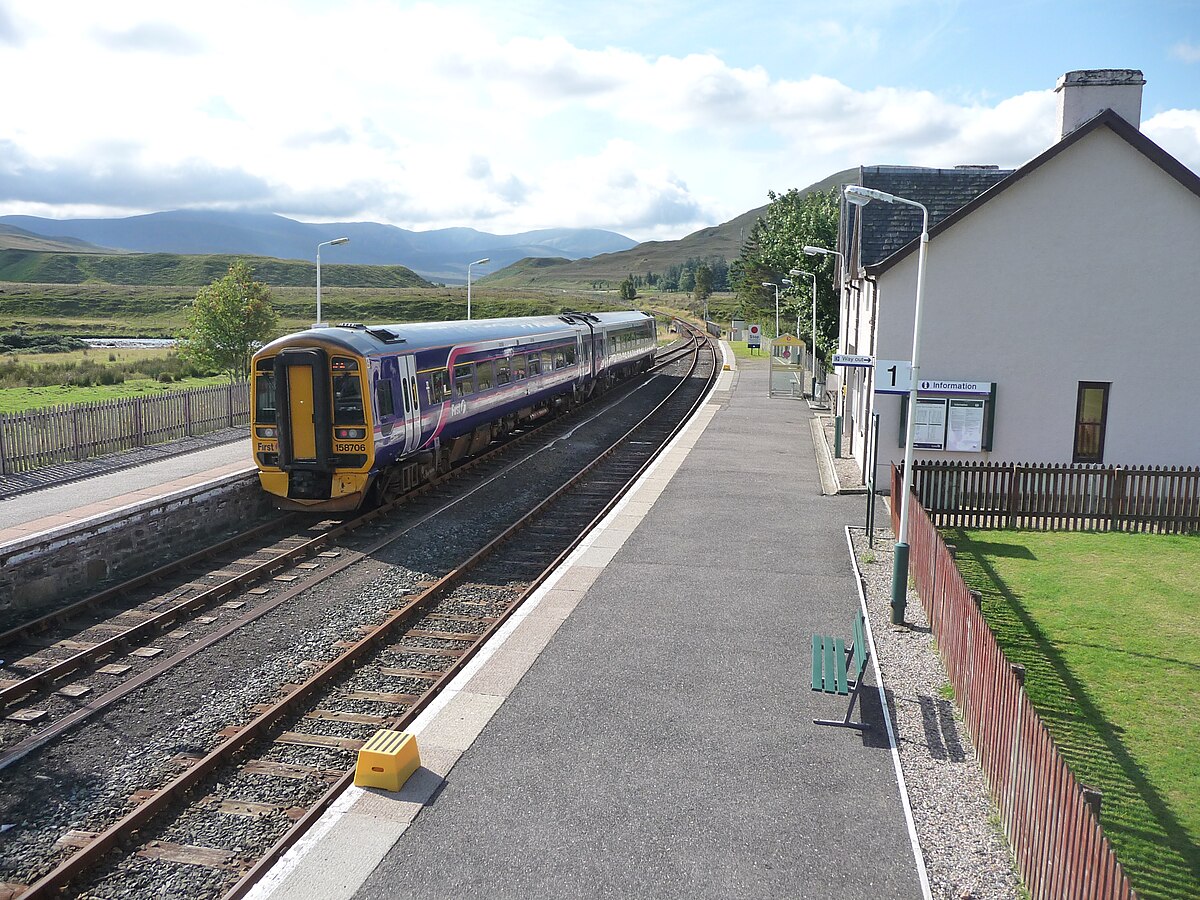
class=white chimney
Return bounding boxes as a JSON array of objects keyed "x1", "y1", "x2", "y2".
[{"x1": 1055, "y1": 69, "x2": 1145, "y2": 139}]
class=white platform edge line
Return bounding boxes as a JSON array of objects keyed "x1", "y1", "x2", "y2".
[{"x1": 844, "y1": 524, "x2": 933, "y2": 900}]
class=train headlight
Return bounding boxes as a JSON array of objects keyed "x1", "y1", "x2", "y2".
[
  {"x1": 255, "y1": 426, "x2": 278, "y2": 438},
  {"x1": 336, "y1": 428, "x2": 366, "y2": 440}
]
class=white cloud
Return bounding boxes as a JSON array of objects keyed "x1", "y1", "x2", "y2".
[
  {"x1": 1144, "y1": 109, "x2": 1200, "y2": 171},
  {"x1": 1170, "y1": 40, "x2": 1200, "y2": 63},
  {"x1": 0, "y1": 1, "x2": 1195, "y2": 243}
]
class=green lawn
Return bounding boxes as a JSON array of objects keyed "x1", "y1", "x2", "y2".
[{"x1": 946, "y1": 529, "x2": 1200, "y2": 900}]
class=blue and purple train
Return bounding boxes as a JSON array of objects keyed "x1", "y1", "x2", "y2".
[{"x1": 251, "y1": 311, "x2": 658, "y2": 511}]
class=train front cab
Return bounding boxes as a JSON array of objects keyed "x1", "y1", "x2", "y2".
[{"x1": 253, "y1": 347, "x2": 374, "y2": 511}]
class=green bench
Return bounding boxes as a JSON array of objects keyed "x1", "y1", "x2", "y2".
[{"x1": 811, "y1": 611, "x2": 871, "y2": 731}]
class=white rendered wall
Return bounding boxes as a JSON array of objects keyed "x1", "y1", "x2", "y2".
[{"x1": 864, "y1": 126, "x2": 1200, "y2": 487}]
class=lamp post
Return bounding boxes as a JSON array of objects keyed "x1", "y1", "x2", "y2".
[
  {"x1": 843, "y1": 184, "x2": 930, "y2": 625},
  {"x1": 760, "y1": 281, "x2": 780, "y2": 338},
  {"x1": 781, "y1": 278, "x2": 796, "y2": 336},
  {"x1": 315, "y1": 237, "x2": 349, "y2": 327},
  {"x1": 803, "y1": 245, "x2": 847, "y2": 417},
  {"x1": 467, "y1": 257, "x2": 490, "y2": 320},
  {"x1": 788, "y1": 268, "x2": 818, "y2": 398}
]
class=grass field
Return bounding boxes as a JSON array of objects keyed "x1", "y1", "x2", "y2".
[
  {"x1": 0, "y1": 375, "x2": 230, "y2": 413},
  {"x1": 946, "y1": 529, "x2": 1200, "y2": 900}
]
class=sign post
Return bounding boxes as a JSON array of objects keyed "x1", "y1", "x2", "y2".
[{"x1": 747, "y1": 324, "x2": 761, "y2": 352}]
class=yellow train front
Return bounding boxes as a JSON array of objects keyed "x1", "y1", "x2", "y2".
[{"x1": 251, "y1": 332, "x2": 378, "y2": 511}]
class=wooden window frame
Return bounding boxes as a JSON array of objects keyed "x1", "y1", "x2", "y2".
[{"x1": 1072, "y1": 381, "x2": 1110, "y2": 464}]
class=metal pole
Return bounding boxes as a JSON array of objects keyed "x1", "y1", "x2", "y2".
[
  {"x1": 316, "y1": 245, "x2": 323, "y2": 325},
  {"x1": 890, "y1": 201, "x2": 930, "y2": 624}
]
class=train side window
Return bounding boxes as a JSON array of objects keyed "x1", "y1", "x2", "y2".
[
  {"x1": 496, "y1": 363, "x2": 511, "y2": 385},
  {"x1": 400, "y1": 377, "x2": 411, "y2": 413},
  {"x1": 376, "y1": 380, "x2": 395, "y2": 419},
  {"x1": 454, "y1": 363, "x2": 475, "y2": 397},
  {"x1": 428, "y1": 370, "x2": 450, "y2": 402},
  {"x1": 542, "y1": 351, "x2": 553, "y2": 372},
  {"x1": 476, "y1": 360, "x2": 494, "y2": 391},
  {"x1": 553, "y1": 350, "x2": 566, "y2": 369},
  {"x1": 527, "y1": 354, "x2": 541, "y2": 376},
  {"x1": 564, "y1": 346, "x2": 576, "y2": 366},
  {"x1": 512, "y1": 356, "x2": 526, "y2": 379}
]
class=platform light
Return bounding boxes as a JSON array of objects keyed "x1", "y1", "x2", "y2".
[
  {"x1": 467, "y1": 257, "x2": 490, "y2": 320},
  {"x1": 760, "y1": 282, "x2": 780, "y2": 338},
  {"x1": 315, "y1": 237, "x2": 349, "y2": 327},
  {"x1": 843, "y1": 184, "x2": 930, "y2": 625}
]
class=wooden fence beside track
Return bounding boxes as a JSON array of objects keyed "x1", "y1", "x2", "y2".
[
  {"x1": 0, "y1": 382, "x2": 250, "y2": 474},
  {"x1": 910, "y1": 459, "x2": 1200, "y2": 534},
  {"x1": 891, "y1": 464, "x2": 1138, "y2": 900}
]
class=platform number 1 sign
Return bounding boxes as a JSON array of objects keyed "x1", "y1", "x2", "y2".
[{"x1": 874, "y1": 359, "x2": 912, "y2": 394}]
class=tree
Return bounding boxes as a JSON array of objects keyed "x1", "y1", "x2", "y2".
[
  {"x1": 179, "y1": 260, "x2": 278, "y2": 382},
  {"x1": 693, "y1": 262, "x2": 713, "y2": 304},
  {"x1": 618, "y1": 278, "x2": 638, "y2": 302},
  {"x1": 733, "y1": 188, "x2": 839, "y2": 356}
]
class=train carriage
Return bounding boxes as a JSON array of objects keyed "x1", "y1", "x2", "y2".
[{"x1": 252, "y1": 311, "x2": 656, "y2": 511}]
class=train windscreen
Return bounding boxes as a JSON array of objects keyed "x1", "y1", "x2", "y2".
[{"x1": 331, "y1": 357, "x2": 366, "y2": 425}]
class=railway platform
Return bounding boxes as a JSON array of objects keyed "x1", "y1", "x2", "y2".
[
  {"x1": 0, "y1": 434, "x2": 251, "y2": 547},
  {"x1": 252, "y1": 349, "x2": 928, "y2": 899}
]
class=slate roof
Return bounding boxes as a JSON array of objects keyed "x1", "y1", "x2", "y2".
[
  {"x1": 850, "y1": 165, "x2": 1014, "y2": 269},
  {"x1": 866, "y1": 109, "x2": 1200, "y2": 276}
]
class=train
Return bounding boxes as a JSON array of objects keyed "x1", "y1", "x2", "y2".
[{"x1": 251, "y1": 310, "x2": 658, "y2": 511}]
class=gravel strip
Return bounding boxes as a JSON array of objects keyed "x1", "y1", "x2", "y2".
[{"x1": 850, "y1": 526, "x2": 1021, "y2": 900}]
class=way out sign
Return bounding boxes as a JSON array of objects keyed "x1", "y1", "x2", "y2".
[
  {"x1": 747, "y1": 324, "x2": 762, "y2": 349},
  {"x1": 874, "y1": 359, "x2": 912, "y2": 394}
]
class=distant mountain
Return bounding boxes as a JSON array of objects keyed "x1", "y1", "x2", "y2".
[
  {"x1": 0, "y1": 223, "x2": 117, "y2": 254},
  {"x1": 482, "y1": 168, "x2": 858, "y2": 289},
  {"x1": 0, "y1": 250, "x2": 429, "y2": 288},
  {"x1": 0, "y1": 210, "x2": 637, "y2": 284}
]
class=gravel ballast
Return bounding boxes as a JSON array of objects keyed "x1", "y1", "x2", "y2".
[{"x1": 849, "y1": 526, "x2": 1021, "y2": 900}]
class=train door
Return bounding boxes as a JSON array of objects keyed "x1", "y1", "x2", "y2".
[
  {"x1": 398, "y1": 354, "x2": 421, "y2": 453},
  {"x1": 273, "y1": 348, "x2": 332, "y2": 469}
]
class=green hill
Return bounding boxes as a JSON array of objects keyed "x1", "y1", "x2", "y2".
[
  {"x1": 481, "y1": 168, "x2": 857, "y2": 289},
  {"x1": 0, "y1": 250, "x2": 431, "y2": 288}
]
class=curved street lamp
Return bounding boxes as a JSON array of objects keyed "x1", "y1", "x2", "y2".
[
  {"x1": 804, "y1": 245, "x2": 848, "y2": 419},
  {"x1": 788, "y1": 268, "x2": 818, "y2": 399},
  {"x1": 843, "y1": 184, "x2": 930, "y2": 625},
  {"x1": 467, "y1": 257, "x2": 490, "y2": 320},
  {"x1": 760, "y1": 281, "x2": 780, "y2": 338},
  {"x1": 315, "y1": 237, "x2": 349, "y2": 327}
]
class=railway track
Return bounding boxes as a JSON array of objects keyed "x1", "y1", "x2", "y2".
[
  {"x1": 0, "y1": 327, "x2": 701, "y2": 767},
  {"x1": 2, "y1": 323, "x2": 717, "y2": 899}
]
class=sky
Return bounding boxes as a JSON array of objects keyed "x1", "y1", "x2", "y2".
[{"x1": 1, "y1": 0, "x2": 1198, "y2": 243}]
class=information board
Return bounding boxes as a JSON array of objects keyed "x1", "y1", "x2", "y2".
[
  {"x1": 913, "y1": 397, "x2": 948, "y2": 450},
  {"x1": 747, "y1": 324, "x2": 762, "y2": 349},
  {"x1": 946, "y1": 398, "x2": 986, "y2": 451}
]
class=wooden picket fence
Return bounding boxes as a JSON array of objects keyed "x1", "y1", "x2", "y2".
[
  {"x1": 0, "y1": 381, "x2": 250, "y2": 475},
  {"x1": 910, "y1": 459, "x2": 1200, "y2": 534},
  {"x1": 891, "y1": 465, "x2": 1138, "y2": 899}
]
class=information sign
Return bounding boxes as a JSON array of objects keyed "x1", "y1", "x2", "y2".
[
  {"x1": 832, "y1": 354, "x2": 873, "y2": 367},
  {"x1": 918, "y1": 379, "x2": 991, "y2": 395},
  {"x1": 747, "y1": 324, "x2": 762, "y2": 349},
  {"x1": 874, "y1": 359, "x2": 912, "y2": 394}
]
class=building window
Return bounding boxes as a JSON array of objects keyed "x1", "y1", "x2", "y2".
[{"x1": 1072, "y1": 382, "x2": 1110, "y2": 463}]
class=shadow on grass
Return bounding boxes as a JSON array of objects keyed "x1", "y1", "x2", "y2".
[{"x1": 944, "y1": 529, "x2": 1200, "y2": 900}]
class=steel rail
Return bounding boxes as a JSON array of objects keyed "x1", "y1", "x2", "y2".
[{"x1": 18, "y1": 326, "x2": 715, "y2": 900}]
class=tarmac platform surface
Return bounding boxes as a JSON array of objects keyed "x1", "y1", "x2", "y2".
[{"x1": 253, "y1": 351, "x2": 926, "y2": 899}]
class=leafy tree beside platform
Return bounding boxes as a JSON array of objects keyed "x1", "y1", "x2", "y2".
[{"x1": 179, "y1": 260, "x2": 277, "y2": 382}]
